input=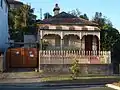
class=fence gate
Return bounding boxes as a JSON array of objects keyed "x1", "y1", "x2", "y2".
[{"x1": 6, "y1": 43, "x2": 39, "y2": 68}]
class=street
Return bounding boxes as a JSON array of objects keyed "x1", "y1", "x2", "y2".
[{"x1": 0, "y1": 84, "x2": 115, "y2": 90}]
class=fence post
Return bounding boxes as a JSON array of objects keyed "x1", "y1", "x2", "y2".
[
  {"x1": 109, "y1": 51, "x2": 111, "y2": 64},
  {"x1": 38, "y1": 50, "x2": 41, "y2": 71},
  {"x1": 0, "y1": 54, "x2": 4, "y2": 72},
  {"x1": 49, "y1": 50, "x2": 50, "y2": 64}
]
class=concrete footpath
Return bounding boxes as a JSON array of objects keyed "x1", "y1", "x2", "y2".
[
  {"x1": 0, "y1": 71, "x2": 41, "y2": 79},
  {"x1": 0, "y1": 71, "x2": 42, "y2": 84},
  {"x1": 0, "y1": 72, "x2": 120, "y2": 87}
]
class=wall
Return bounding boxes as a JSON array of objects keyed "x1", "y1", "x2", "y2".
[
  {"x1": 0, "y1": 0, "x2": 9, "y2": 53},
  {"x1": 40, "y1": 64, "x2": 113, "y2": 75},
  {"x1": 24, "y1": 35, "x2": 36, "y2": 47}
]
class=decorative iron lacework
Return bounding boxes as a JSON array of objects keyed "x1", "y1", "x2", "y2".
[
  {"x1": 39, "y1": 25, "x2": 100, "y2": 31},
  {"x1": 40, "y1": 25, "x2": 49, "y2": 30},
  {"x1": 56, "y1": 26, "x2": 62, "y2": 30},
  {"x1": 94, "y1": 27, "x2": 99, "y2": 30},
  {"x1": 69, "y1": 26, "x2": 75, "y2": 30},
  {"x1": 82, "y1": 27, "x2": 88, "y2": 30}
]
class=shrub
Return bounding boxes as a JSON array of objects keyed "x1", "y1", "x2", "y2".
[{"x1": 70, "y1": 59, "x2": 80, "y2": 79}]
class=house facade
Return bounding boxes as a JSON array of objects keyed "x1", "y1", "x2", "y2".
[
  {"x1": 0, "y1": 0, "x2": 9, "y2": 53},
  {"x1": 38, "y1": 4, "x2": 100, "y2": 51},
  {"x1": 37, "y1": 4, "x2": 112, "y2": 74}
]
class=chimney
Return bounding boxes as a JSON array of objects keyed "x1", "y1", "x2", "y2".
[{"x1": 53, "y1": 4, "x2": 60, "y2": 16}]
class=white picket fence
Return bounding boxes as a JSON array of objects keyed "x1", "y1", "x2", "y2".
[{"x1": 39, "y1": 50, "x2": 111, "y2": 64}]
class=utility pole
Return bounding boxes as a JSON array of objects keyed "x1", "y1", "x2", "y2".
[{"x1": 40, "y1": 8, "x2": 42, "y2": 20}]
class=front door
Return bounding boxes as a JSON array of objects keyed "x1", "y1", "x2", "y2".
[{"x1": 85, "y1": 35, "x2": 93, "y2": 51}]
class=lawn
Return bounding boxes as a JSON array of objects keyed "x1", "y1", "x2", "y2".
[{"x1": 41, "y1": 75, "x2": 120, "y2": 82}]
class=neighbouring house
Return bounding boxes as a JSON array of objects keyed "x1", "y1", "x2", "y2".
[
  {"x1": 0, "y1": 0, "x2": 9, "y2": 53},
  {"x1": 7, "y1": 0, "x2": 23, "y2": 9},
  {"x1": 37, "y1": 4, "x2": 112, "y2": 74}
]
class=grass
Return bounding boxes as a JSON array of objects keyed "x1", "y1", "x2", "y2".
[{"x1": 41, "y1": 74, "x2": 120, "y2": 82}]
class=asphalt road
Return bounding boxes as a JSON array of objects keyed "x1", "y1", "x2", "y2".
[{"x1": 0, "y1": 84, "x2": 115, "y2": 90}]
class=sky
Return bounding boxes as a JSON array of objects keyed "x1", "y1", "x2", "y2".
[{"x1": 20, "y1": 0, "x2": 120, "y2": 30}]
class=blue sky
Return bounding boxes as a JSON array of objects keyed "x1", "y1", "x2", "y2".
[{"x1": 20, "y1": 0, "x2": 120, "y2": 30}]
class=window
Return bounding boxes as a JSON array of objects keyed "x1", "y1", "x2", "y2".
[
  {"x1": 5, "y1": 3, "x2": 7, "y2": 12},
  {"x1": 0, "y1": 0, "x2": 3, "y2": 8},
  {"x1": 0, "y1": 0, "x2": 1, "y2": 7}
]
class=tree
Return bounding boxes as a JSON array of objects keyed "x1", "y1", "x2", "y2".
[
  {"x1": 112, "y1": 37, "x2": 120, "y2": 63},
  {"x1": 80, "y1": 13, "x2": 89, "y2": 20},
  {"x1": 68, "y1": 9, "x2": 81, "y2": 17},
  {"x1": 92, "y1": 12, "x2": 106, "y2": 29},
  {"x1": 92, "y1": 12, "x2": 120, "y2": 51},
  {"x1": 100, "y1": 27, "x2": 119, "y2": 51},
  {"x1": 92, "y1": 12, "x2": 120, "y2": 73},
  {"x1": 68, "y1": 9, "x2": 89, "y2": 20},
  {"x1": 8, "y1": 4, "x2": 37, "y2": 41},
  {"x1": 8, "y1": 9, "x2": 16, "y2": 30},
  {"x1": 44, "y1": 12, "x2": 52, "y2": 19},
  {"x1": 18, "y1": 4, "x2": 36, "y2": 28}
]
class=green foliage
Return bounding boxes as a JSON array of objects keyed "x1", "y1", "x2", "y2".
[
  {"x1": 112, "y1": 37, "x2": 120, "y2": 63},
  {"x1": 8, "y1": 4, "x2": 37, "y2": 41},
  {"x1": 100, "y1": 27, "x2": 119, "y2": 51},
  {"x1": 44, "y1": 12, "x2": 52, "y2": 19},
  {"x1": 68, "y1": 9, "x2": 89, "y2": 20},
  {"x1": 9, "y1": 29, "x2": 24, "y2": 42},
  {"x1": 80, "y1": 14, "x2": 89, "y2": 20},
  {"x1": 92, "y1": 12, "x2": 120, "y2": 65},
  {"x1": 70, "y1": 59, "x2": 80, "y2": 79},
  {"x1": 68, "y1": 9, "x2": 81, "y2": 17},
  {"x1": 92, "y1": 12, "x2": 106, "y2": 29},
  {"x1": 92, "y1": 12, "x2": 119, "y2": 51},
  {"x1": 41, "y1": 40, "x2": 50, "y2": 50}
]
